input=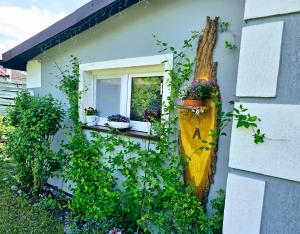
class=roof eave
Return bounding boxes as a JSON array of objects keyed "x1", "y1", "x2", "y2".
[{"x1": 2, "y1": 0, "x2": 139, "y2": 71}]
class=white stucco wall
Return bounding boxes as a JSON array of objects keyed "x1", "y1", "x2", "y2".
[
  {"x1": 223, "y1": 173, "x2": 265, "y2": 234},
  {"x1": 236, "y1": 21, "x2": 283, "y2": 97},
  {"x1": 244, "y1": 0, "x2": 300, "y2": 20},
  {"x1": 229, "y1": 102, "x2": 300, "y2": 182},
  {"x1": 26, "y1": 60, "x2": 41, "y2": 88}
]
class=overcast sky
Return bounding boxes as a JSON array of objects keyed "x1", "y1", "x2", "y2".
[{"x1": 0, "y1": 0, "x2": 91, "y2": 58}]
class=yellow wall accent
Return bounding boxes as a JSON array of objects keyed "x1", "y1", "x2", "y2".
[{"x1": 179, "y1": 17, "x2": 219, "y2": 200}]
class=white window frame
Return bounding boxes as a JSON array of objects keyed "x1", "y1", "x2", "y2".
[
  {"x1": 79, "y1": 54, "x2": 173, "y2": 133},
  {"x1": 127, "y1": 72, "x2": 164, "y2": 132},
  {"x1": 93, "y1": 75, "x2": 126, "y2": 126}
]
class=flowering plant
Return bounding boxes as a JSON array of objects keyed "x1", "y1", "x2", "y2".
[
  {"x1": 107, "y1": 114, "x2": 130, "y2": 123},
  {"x1": 84, "y1": 107, "x2": 98, "y2": 115},
  {"x1": 184, "y1": 79, "x2": 213, "y2": 100},
  {"x1": 143, "y1": 109, "x2": 161, "y2": 122}
]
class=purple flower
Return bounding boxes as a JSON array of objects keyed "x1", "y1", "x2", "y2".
[
  {"x1": 191, "y1": 81, "x2": 199, "y2": 87},
  {"x1": 184, "y1": 79, "x2": 213, "y2": 99},
  {"x1": 143, "y1": 109, "x2": 161, "y2": 122}
]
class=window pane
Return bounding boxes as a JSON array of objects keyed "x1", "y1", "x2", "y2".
[
  {"x1": 130, "y1": 76, "x2": 163, "y2": 122},
  {"x1": 96, "y1": 78, "x2": 121, "y2": 117}
]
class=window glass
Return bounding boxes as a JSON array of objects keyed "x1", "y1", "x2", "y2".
[
  {"x1": 96, "y1": 78, "x2": 121, "y2": 117},
  {"x1": 130, "y1": 76, "x2": 163, "y2": 122}
]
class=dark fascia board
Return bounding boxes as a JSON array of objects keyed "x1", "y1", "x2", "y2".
[{"x1": 2, "y1": 0, "x2": 139, "y2": 71}]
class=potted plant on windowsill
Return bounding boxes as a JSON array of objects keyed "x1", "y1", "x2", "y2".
[
  {"x1": 183, "y1": 79, "x2": 213, "y2": 106},
  {"x1": 107, "y1": 114, "x2": 130, "y2": 129},
  {"x1": 84, "y1": 107, "x2": 98, "y2": 126}
]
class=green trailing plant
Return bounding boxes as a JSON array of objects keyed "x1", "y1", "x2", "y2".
[
  {"x1": 200, "y1": 101, "x2": 265, "y2": 152},
  {"x1": 224, "y1": 41, "x2": 237, "y2": 50},
  {"x1": 57, "y1": 55, "x2": 81, "y2": 129},
  {"x1": 220, "y1": 22, "x2": 230, "y2": 33},
  {"x1": 217, "y1": 102, "x2": 265, "y2": 144},
  {"x1": 5, "y1": 91, "x2": 64, "y2": 193},
  {"x1": 220, "y1": 21, "x2": 237, "y2": 51},
  {"x1": 58, "y1": 35, "x2": 225, "y2": 233}
]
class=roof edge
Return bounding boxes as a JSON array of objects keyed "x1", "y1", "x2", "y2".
[{"x1": 2, "y1": 0, "x2": 139, "y2": 70}]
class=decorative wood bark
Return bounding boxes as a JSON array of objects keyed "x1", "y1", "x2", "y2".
[{"x1": 179, "y1": 16, "x2": 220, "y2": 201}]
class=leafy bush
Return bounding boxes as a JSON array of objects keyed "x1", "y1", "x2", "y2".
[
  {"x1": 0, "y1": 116, "x2": 13, "y2": 140},
  {"x1": 209, "y1": 190, "x2": 225, "y2": 234},
  {"x1": 37, "y1": 197, "x2": 59, "y2": 210},
  {"x1": 5, "y1": 91, "x2": 64, "y2": 193}
]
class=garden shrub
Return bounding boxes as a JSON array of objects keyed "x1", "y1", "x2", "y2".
[
  {"x1": 5, "y1": 91, "x2": 64, "y2": 193},
  {"x1": 0, "y1": 116, "x2": 13, "y2": 140},
  {"x1": 208, "y1": 190, "x2": 225, "y2": 234}
]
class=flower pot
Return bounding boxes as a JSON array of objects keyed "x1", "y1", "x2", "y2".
[
  {"x1": 107, "y1": 121, "x2": 130, "y2": 129},
  {"x1": 184, "y1": 99, "x2": 204, "y2": 106},
  {"x1": 86, "y1": 115, "x2": 98, "y2": 126}
]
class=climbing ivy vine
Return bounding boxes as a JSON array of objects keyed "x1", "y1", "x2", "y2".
[
  {"x1": 220, "y1": 21, "x2": 237, "y2": 51},
  {"x1": 58, "y1": 31, "x2": 225, "y2": 233}
]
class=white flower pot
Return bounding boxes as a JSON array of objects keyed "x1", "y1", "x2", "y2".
[
  {"x1": 86, "y1": 115, "x2": 98, "y2": 126},
  {"x1": 107, "y1": 121, "x2": 130, "y2": 129}
]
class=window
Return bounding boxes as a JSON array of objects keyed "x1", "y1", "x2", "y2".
[
  {"x1": 79, "y1": 54, "x2": 173, "y2": 133},
  {"x1": 130, "y1": 76, "x2": 163, "y2": 122},
  {"x1": 94, "y1": 73, "x2": 163, "y2": 132},
  {"x1": 96, "y1": 78, "x2": 121, "y2": 118}
]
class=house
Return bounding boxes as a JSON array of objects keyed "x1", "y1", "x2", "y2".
[
  {"x1": 0, "y1": 64, "x2": 26, "y2": 84},
  {"x1": 0, "y1": 63, "x2": 26, "y2": 114},
  {"x1": 0, "y1": 66, "x2": 9, "y2": 81},
  {"x1": 2, "y1": 0, "x2": 300, "y2": 233}
]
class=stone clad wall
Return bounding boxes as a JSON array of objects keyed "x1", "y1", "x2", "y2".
[{"x1": 223, "y1": 2, "x2": 300, "y2": 234}]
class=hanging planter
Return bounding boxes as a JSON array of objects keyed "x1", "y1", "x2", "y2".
[{"x1": 183, "y1": 99, "x2": 205, "y2": 107}]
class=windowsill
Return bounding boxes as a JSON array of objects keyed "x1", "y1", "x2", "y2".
[{"x1": 82, "y1": 125, "x2": 158, "y2": 141}]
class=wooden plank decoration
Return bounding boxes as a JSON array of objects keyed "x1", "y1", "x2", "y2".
[{"x1": 179, "y1": 16, "x2": 220, "y2": 200}]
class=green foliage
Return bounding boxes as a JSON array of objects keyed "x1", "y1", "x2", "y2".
[
  {"x1": 57, "y1": 55, "x2": 81, "y2": 128},
  {"x1": 0, "y1": 116, "x2": 13, "y2": 151},
  {"x1": 184, "y1": 80, "x2": 214, "y2": 99},
  {"x1": 224, "y1": 41, "x2": 237, "y2": 50},
  {"x1": 0, "y1": 158, "x2": 64, "y2": 233},
  {"x1": 130, "y1": 76, "x2": 162, "y2": 121},
  {"x1": 209, "y1": 190, "x2": 225, "y2": 234},
  {"x1": 220, "y1": 21, "x2": 237, "y2": 51},
  {"x1": 5, "y1": 91, "x2": 64, "y2": 193},
  {"x1": 220, "y1": 22, "x2": 230, "y2": 33},
  {"x1": 6, "y1": 90, "x2": 32, "y2": 126},
  {"x1": 155, "y1": 187, "x2": 211, "y2": 234},
  {"x1": 37, "y1": 197, "x2": 60, "y2": 210},
  {"x1": 84, "y1": 107, "x2": 98, "y2": 116},
  {"x1": 217, "y1": 102, "x2": 265, "y2": 144}
]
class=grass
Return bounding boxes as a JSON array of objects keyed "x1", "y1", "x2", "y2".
[{"x1": 0, "y1": 158, "x2": 65, "y2": 234}]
